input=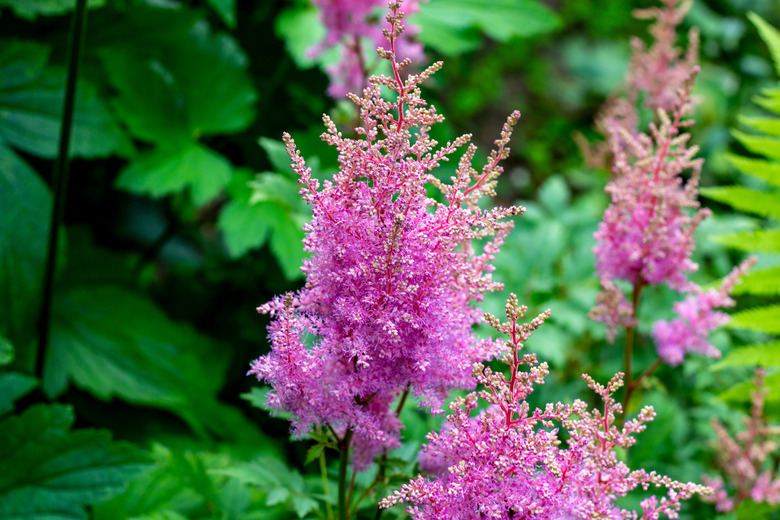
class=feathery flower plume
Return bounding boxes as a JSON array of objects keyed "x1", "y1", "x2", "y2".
[
  {"x1": 308, "y1": 0, "x2": 425, "y2": 97},
  {"x1": 249, "y1": 1, "x2": 522, "y2": 468},
  {"x1": 382, "y1": 294, "x2": 709, "y2": 518},
  {"x1": 702, "y1": 368, "x2": 780, "y2": 512}
]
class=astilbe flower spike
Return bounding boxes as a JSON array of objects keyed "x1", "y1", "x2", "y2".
[
  {"x1": 307, "y1": 0, "x2": 425, "y2": 97},
  {"x1": 249, "y1": 1, "x2": 522, "y2": 469},
  {"x1": 382, "y1": 294, "x2": 709, "y2": 519},
  {"x1": 702, "y1": 368, "x2": 780, "y2": 512}
]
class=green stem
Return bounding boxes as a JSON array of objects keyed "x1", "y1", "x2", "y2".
[
  {"x1": 319, "y1": 449, "x2": 335, "y2": 520},
  {"x1": 620, "y1": 279, "x2": 644, "y2": 421},
  {"x1": 37, "y1": 0, "x2": 89, "y2": 378},
  {"x1": 338, "y1": 429, "x2": 354, "y2": 520}
]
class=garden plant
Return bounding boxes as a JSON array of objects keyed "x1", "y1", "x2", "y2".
[{"x1": 0, "y1": 0, "x2": 779, "y2": 519}]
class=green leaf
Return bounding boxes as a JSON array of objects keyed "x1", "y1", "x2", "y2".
[
  {"x1": 737, "y1": 115, "x2": 780, "y2": 137},
  {"x1": 0, "y1": 0, "x2": 104, "y2": 20},
  {"x1": 711, "y1": 228, "x2": 780, "y2": 253},
  {"x1": 274, "y1": 6, "x2": 328, "y2": 69},
  {"x1": 700, "y1": 185, "x2": 780, "y2": 219},
  {"x1": 725, "y1": 153, "x2": 780, "y2": 189},
  {"x1": 0, "y1": 372, "x2": 37, "y2": 416},
  {"x1": 45, "y1": 285, "x2": 231, "y2": 436},
  {"x1": 259, "y1": 137, "x2": 294, "y2": 175},
  {"x1": 102, "y1": 21, "x2": 257, "y2": 144},
  {"x1": 304, "y1": 444, "x2": 325, "y2": 466},
  {"x1": 269, "y1": 211, "x2": 306, "y2": 281},
  {"x1": 0, "y1": 143, "x2": 51, "y2": 342},
  {"x1": 0, "y1": 403, "x2": 148, "y2": 520},
  {"x1": 731, "y1": 129, "x2": 780, "y2": 161},
  {"x1": 291, "y1": 495, "x2": 318, "y2": 518},
  {"x1": 712, "y1": 341, "x2": 780, "y2": 370},
  {"x1": 205, "y1": 0, "x2": 236, "y2": 28},
  {"x1": 117, "y1": 144, "x2": 233, "y2": 206},
  {"x1": 0, "y1": 336, "x2": 13, "y2": 365},
  {"x1": 265, "y1": 487, "x2": 289, "y2": 506},
  {"x1": 0, "y1": 40, "x2": 122, "y2": 158},
  {"x1": 410, "y1": 14, "x2": 481, "y2": 56},
  {"x1": 754, "y1": 87, "x2": 780, "y2": 115},
  {"x1": 749, "y1": 12, "x2": 780, "y2": 77},
  {"x1": 415, "y1": 0, "x2": 559, "y2": 46},
  {"x1": 720, "y1": 372, "x2": 780, "y2": 404},
  {"x1": 733, "y1": 266, "x2": 780, "y2": 296},
  {"x1": 727, "y1": 304, "x2": 780, "y2": 334},
  {"x1": 538, "y1": 175, "x2": 571, "y2": 214}
]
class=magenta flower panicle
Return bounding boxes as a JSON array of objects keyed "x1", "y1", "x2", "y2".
[
  {"x1": 307, "y1": 0, "x2": 425, "y2": 97},
  {"x1": 652, "y1": 256, "x2": 757, "y2": 366},
  {"x1": 702, "y1": 368, "x2": 780, "y2": 512},
  {"x1": 250, "y1": 2, "x2": 523, "y2": 468},
  {"x1": 382, "y1": 294, "x2": 709, "y2": 519}
]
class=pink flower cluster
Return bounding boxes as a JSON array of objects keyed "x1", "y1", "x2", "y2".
[
  {"x1": 382, "y1": 294, "x2": 709, "y2": 519},
  {"x1": 702, "y1": 368, "x2": 780, "y2": 512},
  {"x1": 652, "y1": 257, "x2": 756, "y2": 365},
  {"x1": 249, "y1": 5, "x2": 521, "y2": 468},
  {"x1": 308, "y1": 0, "x2": 425, "y2": 97}
]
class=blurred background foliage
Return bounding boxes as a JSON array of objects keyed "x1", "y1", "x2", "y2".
[{"x1": 1, "y1": 0, "x2": 779, "y2": 518}]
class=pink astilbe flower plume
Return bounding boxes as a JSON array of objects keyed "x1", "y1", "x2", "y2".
[
  {"x1": 307, "y1": 0, "x2": 425, "y2": 97},
  {"x1": 249, "y1": 2, "x2": 522, "y2": 468},
  {"x1": 382, "y1": 294, "x2": 710, "y2": 519},
  {"x1": 702, "y1": 368, "x2": 780, "y2": 512}
]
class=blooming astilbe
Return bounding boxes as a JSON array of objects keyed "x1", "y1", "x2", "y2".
[
  {"x1": 652, "y1": 257, "x2": 756, "y2": 365},
  {"x1": 307, "y1": 0, "x2": 424, "y2": 97},
  {"x1": 702, "y1": 368, "x2": 780, "y2": 512},
  {"x1": 591, "y1": 68, "x2": 709, "y2": 337},
  {"x1": 382, "y1": 294, "x2": 709, "y2": 519},
  {"x1": 249, "y1": 3, "x2": 521, "y2": 468}
]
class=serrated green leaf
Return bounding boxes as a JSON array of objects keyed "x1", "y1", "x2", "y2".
[
  {"x1": 538, "y1": 175, "x2": 571, "y2": 214},
  {"x1": 0, "y1": 143, "x2": 51, "y2": 342},
  {"x1": 0, "y1": 403, "x2": 148, "y2": 520},
  {"x1": 304, "y1": 444, "x2": 325, "y2": 466},
  {"x1": 754, "y1": 87, "x2": 780, "y2": 115},
  {"x1": 410, "y1": 14, "x2": 481, "y2": 56},
  {"x1": 265, "y1": 487, "x2": 289, "y2": 506},
  {"x1": 0, "y1": 372, "x2": 37, "y2": 416},
  {"x1": 712, "y1": 341, "x2": 780, "y2": 370},
  {"x1": 45, "y1": 285, "x2": 233, "y2": 437},
  {"x1": 749, "y1": 12, "x2": 780, "y2": 77},
  {"x1": 415, "y1": 0, "x2": 559, "y2": 45},
  {"x1": 117, "y1": 144, "x2": 232, "y2": 206},
  {"x1": 720, "y1": 372, "x2": 780, "y2": 404},
  {"x1": 102, "y1": 21, "x2": 256, "y2": 144},
  {"x1": 0, "y1": 41, "x2": 122, "y2": 158},
  {"x1": 731, "y1": 129, "x2": 780, "y2": 161},
  {"x1": 274, "y1": 6, "x2": 328, "y2": 69},
  {"x1": 726, "y1": 153, "x2": 780, "y2": 189},
  {"x1": 259, "y1": 138, "x2": 294, "y2": 174},
  {"x1": 711, "y1": 228, "x2": 780, "y2": 253},
  {"x1": 727, "y1": 304, "x2": 780, "y2": 334},
  {"x1": 733, "y1": 266, "x2": 780, "y2": 296},
  {"x1": 291, "y1": 495, "x2": 318, "y2": 518},
  {"x1": 700, "y1": 185, "x2": 780, "y2": 219},
  {"x1": 0, "y1": 0, "x2": 104, "y2": 20},
  {"x1": 269, "y1": 211, "x2": 306, "y2": 281},
  {"x1": 0, "y1": 336, "x2": 13, "y2": 365}
]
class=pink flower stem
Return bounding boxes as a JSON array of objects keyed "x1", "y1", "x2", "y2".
[
  {"x1": 620, "y1": 278, "x2": 645, "y2": 422},
  {"x1": 338, "y1": 428, "x2": 355, "y2": 520}
]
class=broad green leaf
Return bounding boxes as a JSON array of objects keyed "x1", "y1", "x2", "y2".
[
  {"x1": 711, "y1": 228, "x2": 780, "y2": 253},
  {"x1": 269, "y1": 211, "x2": 306, "y2": 281},
  {"x1": 538, "y1": 175, "x2": 571, "y2": 214},
  {"x1": 0, "y1": 41, "x2": 122, "y2": 158},
  {"x1": 726, "y1": 153, "x2": 780, "y2": 188},
  {"x1": 0, "y1": 336, "x2": 13, "y2": 365},
  {"x1": 259, "y1": 137, "x2": 294, "y2": 175},
  {"x1": 700, "y1": 185, "x2": 780, "y2": 219},
  {"x1": 720, "y1": 372, "x2": 780, "y2": 404},
  {"x1": 0, "y1": 0, "x2": 104, "y2": 20},
  {"x1": 749, "y1": 12, "x2": 780, "y2": 77},
  {"x1": 0, "y1": 403, "x2": 148, "y2": 520},
  {"x1": 45, "y1": 285, "x2": 230, "y2": 436},
  {"x1": 102, "y1": 21, "x2": 256, "y2": 144},
  {"x1": 713, "y1": 341, "x2": 780, "y2": 370},
  {"x1": 727, "y1": 304, "x2": 780, "y2": 334},
  {"x1": 733, "y1": 266, "x2": 780, "y2": 296},
  {"x1": 265, "y1": 487, "x2": 289, "y2": 506},
  {"x1": 291, "y1": 495, "x2": 318, "y2": 518},
  {"x1": 117, "y1": 144, "x2": 233, "y2": 206},
  {"x1": 304, "y1": 444, "x2": 325, "y2": 466},
  {"x1": 731, "y1": 129, "x2": 780, "y2": 161},
  {"x1": 0, "y1": 143, "x2": 51, "y2": 342},
  {"x1": 0, "y1": 372, "x2": 37, "y2": 416},
  {"x1": 205, "y1": 0, "x2": 235, "y2": 28},
  {"x1": 410, "y1": 14, "x2": 481, "y2": 56},
  {"x1": 274, "y1": 6, "x2": 328, "y2": 69},
  {"x1": 415, "y1": 0, "x2": 559, "y2": 46},
  {"x1": 754, "y1": 86, "x2": 780, "y2": 115}
]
